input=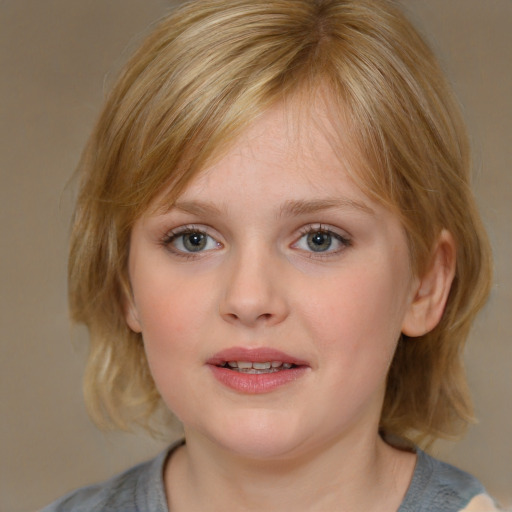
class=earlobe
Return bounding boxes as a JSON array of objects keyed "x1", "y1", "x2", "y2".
[
  {"x1": 402, "y1": 230, "x2": 456, "y2": 337},
  {"x1": 124, "y1": 297, "x2": 143, "y2": 333}
]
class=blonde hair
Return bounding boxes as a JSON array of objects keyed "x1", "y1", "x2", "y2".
[{"x1": 69, "y1": 0, "x2": 492, "y2": 444}]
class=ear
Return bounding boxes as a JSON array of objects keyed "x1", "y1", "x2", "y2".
[
  {"x1": 401, "y1": 229, "x2": 456, "y2": 337},
  {"x1": 124, "y1": 295, "x2": 142, "y2": 333}
]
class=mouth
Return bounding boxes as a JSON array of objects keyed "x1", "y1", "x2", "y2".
[
  {"x1": 217, "y1": 360, "x2": 297, "y2": 374},
  {"x1": 206, "y1": 347, "x2": 309, "y2": 393},
  {"x1": 206, "y1": 347, "x2": 308, "y2": 371}
]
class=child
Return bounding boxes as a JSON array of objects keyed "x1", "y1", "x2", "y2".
[{"x1": 42, "y1": 0, "x2": 499, "y2": 510}]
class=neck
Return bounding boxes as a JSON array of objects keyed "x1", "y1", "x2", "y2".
[{"x1": 164, "y1": 428, "x2": 416, "y2": 512}]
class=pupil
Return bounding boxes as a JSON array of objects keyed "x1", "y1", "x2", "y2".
[
  {"x1": 184, "y1": 232, "x2": 206, "y2": 252},
  {"x1": 307, "y1": 231, "x2": 331, "y2": 252}
]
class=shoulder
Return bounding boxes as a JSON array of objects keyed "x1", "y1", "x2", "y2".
[
  {"x1": 461, "y1": 494, "x2": 502, "y2": 512},
  {"x1": 399, "y1": 449, "x2": 499, "y2": 512},
  {"x1": 39, "y1": 448, "x2": 171, "y2": 512}
]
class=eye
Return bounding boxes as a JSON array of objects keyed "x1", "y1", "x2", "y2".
[
  {"x1": 293, "y1": 226, "x2": 351, "y2": 255},
  {"x1": 163, "y1": 227, "x2": 221, "y2": 255}
]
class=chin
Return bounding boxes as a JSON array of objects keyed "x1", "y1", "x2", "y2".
[
  {"x1": 199, "y1": 410, "x2": 309, "y2": 461},
  {"x1": 221, "y1": 434, "x2": 303, "y2": 461}
]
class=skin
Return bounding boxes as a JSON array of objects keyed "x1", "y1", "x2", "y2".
[{"x1": 126, "y1": 99, "x2": 455, "y2": 511}]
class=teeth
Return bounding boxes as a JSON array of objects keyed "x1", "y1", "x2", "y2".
[
  {"x1": 253, "y1": 362, "x2": 271, "y2": 370},
  {"x1": 222, "y1": 361, "x2": 295, "y2": 372}
]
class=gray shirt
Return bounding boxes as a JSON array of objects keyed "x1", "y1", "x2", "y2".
[{"x1": 41, "y1": 442, "x2": 490, "y2": 512}]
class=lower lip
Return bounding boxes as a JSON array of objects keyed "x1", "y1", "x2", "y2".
[{"x1": 208, "y1": 365, "x2": 308, "y2": 394}]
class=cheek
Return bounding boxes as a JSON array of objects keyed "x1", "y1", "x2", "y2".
[
  {"x1": 133, "y1": 279, "x2": 212, "y2": 419},
  {"x1": 132, "y1": 262, "x2": 213, "y2": 337},
  {"x1": 301, "y1": 262, "x2": 410, "y2": 366},
  {"x1": 130, "y1": 272, "x2": 209, "y2": 378}
]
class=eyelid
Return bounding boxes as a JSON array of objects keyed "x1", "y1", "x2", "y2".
[
  {"x1": 158, "y1": 222, "x2": 351, "y2": 259},
  {"x1": 162, "y1": 223, "x2": 203, "y2": 240},
  {"x1": 161, "y1": 224, "x2": 223, "y2": 257},
  {"x1": 292, "y1": 224, "x2": 352, "y2": 257},
  {"x1": 296, "y1": 223, "x2": 351, "y2": 238}
]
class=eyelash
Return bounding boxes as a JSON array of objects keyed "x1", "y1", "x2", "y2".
[
  {"x1": 294, "y1": 224, "x2": 352, "y2": 258},
  {"x1": 161, "y1": 225, "x2": 221, "y2": 259},
  {"x1": 160, "y1": 224, "x2": 352, "y2": 259}
]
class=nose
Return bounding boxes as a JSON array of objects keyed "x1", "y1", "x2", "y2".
[{"x1": 219, "y1": 246, "x2": 289, "y2": 328}]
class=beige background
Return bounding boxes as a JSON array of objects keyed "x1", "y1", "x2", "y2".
[{"x1": 1, "y1": 1, "x2": 510, "y2": 511}]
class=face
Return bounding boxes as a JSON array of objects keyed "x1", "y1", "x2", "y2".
[{"x1": 126, "y1": 100, "x2": 419, "y2": 460}]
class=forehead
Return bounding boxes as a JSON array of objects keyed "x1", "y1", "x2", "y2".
[
  {"x1": 155, "y1": 99, "x2": 385, "y2": 223},
  {"x1": 153, "y1": 94, "x2": 371, "y2": 213}
]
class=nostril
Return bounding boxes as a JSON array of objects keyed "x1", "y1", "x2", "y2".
[
  {"x1": 219, "y1": 281, "x2": 289, "y2": 326},
  {"x1": 223, "y1": 311, "x2": 273, "y2": 323}
]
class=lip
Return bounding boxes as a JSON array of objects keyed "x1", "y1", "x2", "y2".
[
  {"x1": 206, "y1": 347, "x2": 309, "y2": 367},
  {"x1": 206, "y1": 347, "x2": 310, "y2": 394}
]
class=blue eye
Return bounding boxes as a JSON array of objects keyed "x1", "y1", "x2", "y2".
[
  {"x1": 164, "y1": 228, "x2": 220, "y2": 254},
  {"x1": 294, "y1": 227, "x2": 351, "y2": 254},
  {"x1": 306, "y1": 231, "x2": 333, "y2": 252}
]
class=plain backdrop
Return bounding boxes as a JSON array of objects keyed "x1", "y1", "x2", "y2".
[{"x1": 1, "y1": 1, "x2": 511, "y2": 511}]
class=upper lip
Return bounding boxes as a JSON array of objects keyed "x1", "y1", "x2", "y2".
[{"x1": 206, "y1": 347, "x2": 309, "y2": 367}]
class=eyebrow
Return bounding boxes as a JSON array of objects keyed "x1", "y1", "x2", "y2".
[
  {"x1": 279, "y1": 198, "x2": 375, "y2": 217},
  {"x1": 164, "y1": 197, "x2": 375, "y2": 218},
  {"x1": 169, "y1": 200, "x2": 223, "y2": 217}
]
